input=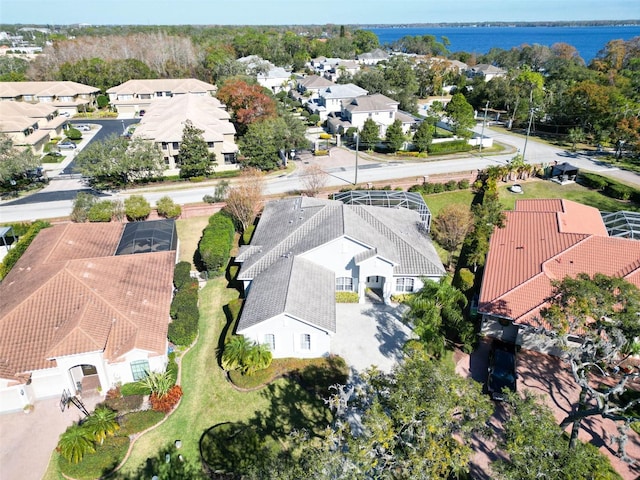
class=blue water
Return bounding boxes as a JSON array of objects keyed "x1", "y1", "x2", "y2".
[{"x1": 368, "y1": 25, "x2": 640, "y2": 62}]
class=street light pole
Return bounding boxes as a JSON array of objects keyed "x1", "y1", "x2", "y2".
[
  {"x1": 354, "y1": 133, "x2": 359, "y2": 186},
  {"x1": 479, "y1": 100, "x2": 489, "y2": 153}
]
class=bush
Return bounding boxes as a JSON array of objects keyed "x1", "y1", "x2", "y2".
[
  {"x1": 197, "y1": 212, "x2": 235, "y2": 275},
  {"x1": 96, "y1": 95, "x2": 109, "y2": 109},
  {"x1": 156, "y1": 196, "x2": 182, "y2": 218},
  {"x1": 457, "y1": 179, "x2": 470, "y2": 190},
  {"x1": 335, "y1": 291, "x2": 359, "y2": 303},
  {"x1": 577, "y1": 172, "x2": 608, "y2": 190},
  {"x1": 87, "y1": 200, "x2": 114, "y2": 222},
  {"x1": 150, "y1": 385, "x2": 183, "y2": 413},
  {"x1": 454, "y1": 268, "x2": 475, "y2": 292},
  {"x1": 427, "y1": 140, "x2": 472, "y2": 155},
  {"x1": 308, "y1": 114, "x2": 320, "y2": 125},
  {"x1": 168, "y1": 279, "x2": 199, "y2": 346},
  {"x1": 65, "y1": 127, "x2": 82, "y2": 141},
  {"x1": 101, "y1": 394, "x2": 144, "y2": 413},
  {"x1": 606, "y1": 183, "x2": 633, "y2": 201},
  {"x1": 444, "y1": 180, "x2": 458, "y2": 191},
  {"x1": 173, "y1": 261, "x2": 192, "y2": 290},
  {"x1": 0, "y1": 221, "x2": 50, "y2": 280},
  {"x1": 124, "y1": 195, "x2": 151, "y2": 221},
  {"x1": 397, "y1": 151, "x2": 421, "y2": 157}
]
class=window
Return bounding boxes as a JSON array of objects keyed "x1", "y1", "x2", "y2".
[
  {"x1": 172, "y1": 142, "x2": 180, "y2": 150},
  {"x1": 389, "y1": 112, "x2": 393, "y2": 118},
  {"x1": 207, "y1": 142, "x2": 214, "y2": 148},
  {"x1": 161, "y1": 142, "x2": 168, "y2": 150},
  {"x1": 300, "y1": 334, "x2": 311, "y2": 350},
  {"x1": 264, "y1": 334, "x2": 275, "y2": 351},
  {"x1": 396, "y1": 277, "x2": 415, "y2": 293},
  {"x1": 224, "y1": 153, "x2": 237, "y2": 165},
  {"x1": 336, "y1": 277, "x2": 353, "y2": 291},
  {"x1": 130, "y1": 360, "x2": 150, "y2": 381}
]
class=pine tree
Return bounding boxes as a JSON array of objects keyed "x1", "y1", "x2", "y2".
[{"x1": 179, "y1": 120, "x2": 216, "y2": 179}]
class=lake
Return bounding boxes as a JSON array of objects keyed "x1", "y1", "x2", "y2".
[{"x1": 367, "y1": 25, "x2": 640, "y2": 62}]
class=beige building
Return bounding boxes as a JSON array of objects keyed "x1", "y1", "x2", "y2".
[
  {"x1": 106, "y1": 78, "x2": 217, "y2": 118},
  {"x1": 0, "y1": 101, "x2": 68, "y2": 155},
  {"x1": 132, "y1": 93, "x2": 239, "y2": 174},
  {"x1": 0, "y1": 81, "x2": 99, "y2": 116}
]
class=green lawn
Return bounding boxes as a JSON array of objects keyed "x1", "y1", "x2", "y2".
[
  {"x1": 423, "y1": 189, "x2": 475, "y2": 217},
  {"x1": 497, "y1": 178, "x2": 640, "y2": 212}
]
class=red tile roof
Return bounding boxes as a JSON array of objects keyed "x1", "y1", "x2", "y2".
[
  {"x1": 0, "y1": 223, "x2": 175, "y2": 383},
  {"x1": 479, "y1": 200, "x2": 640, "y2": 329}
]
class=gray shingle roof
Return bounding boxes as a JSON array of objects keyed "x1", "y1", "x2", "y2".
[
  {"x1": 344, "y1": 93, "x2": 398, "y2": 113},
  {"x1": 237, "y1": 256, "x2": 336, "y2": 333}
]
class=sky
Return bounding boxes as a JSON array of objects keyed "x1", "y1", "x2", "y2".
[{"x1": 0, "y1": 0, "x2": 638, "y2": 26}]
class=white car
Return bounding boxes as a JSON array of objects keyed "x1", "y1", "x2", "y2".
[
  {"x1": 75, "y1": 124, "x2": 91, "y2": 132},
  {"x1": 57, "y1": 140, "x2": 77, "y2": 150}
]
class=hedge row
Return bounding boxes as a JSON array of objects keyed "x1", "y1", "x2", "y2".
[
  {"x1": 427, "y1": 140, "x2": 473, "y2": 155},
  {"x1": 198, "y1": 211, "x2": 235, "y2": 276},
  {"x1": 168, "y1": 263, "x2": 200, "y2": 347},
  {"x1": 408, "y1": 179, "x2": 470, "y2": 195},
  {"x1": 578, "y1": 172, "x2": 639, "y2": 202},
  {"x1": 0, "y1": 221, "x2": 50, "y2": 280}
]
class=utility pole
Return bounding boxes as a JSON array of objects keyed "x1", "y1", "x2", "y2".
[
  {"x1": 479, "y1": 100, "x2": 489, "y2": 153},
  {"x1": 354, "y1": 133, "x2": 359, "y2": 186},
  {"x1": 521, "y1": 108, "x2": 534, "y2": 161}
]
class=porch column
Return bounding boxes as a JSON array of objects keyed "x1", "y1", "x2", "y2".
[
  {"x1": 358, "y1": 278, "x2": 366, "y2": 304},
  {"x1": 382, "y1": 277, "x2": 392, "y2": 305}
]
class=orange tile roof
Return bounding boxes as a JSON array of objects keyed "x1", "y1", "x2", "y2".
[
  {"x1": 0, "y1": 223, "x2": 175, "y2": 382},
  {"x1": 479, "y1": 200, "x2": 640, "y2": 329}
]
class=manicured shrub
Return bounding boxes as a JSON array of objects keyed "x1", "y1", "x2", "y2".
[
  {"x1": 87, "y1": 200, "x2": 114, "y2": 222},
  {"x1": 335, "y1": 291, "x2": 359, "y2": 303},
  {"x1": 309, "y1": 114, "x2": 320, "y2": 125},
  {"x1": 397, "y1": 150, "x2": 421, "y2": 157},
  {"x1": 168, "y1": 279, "x2": 199, "y2": 346},
  {"x1": 577, "y1": 172, "x2": 608, "y2": 190},
  {"x1": 0, "y1": 221, "x2": 50, "y2": 280},
  {"x1": 458, "y1": 179, "x2": 470, "y2": 190},
  {"x1": 96, "y1": 95, "x2": 109, "y2": 109},
  {"x1": 101, "y1": 394, "x2": 144, "y2": 413},
  {"x1": 173, "y1": 261, "x2": 192, "y2": 290},
  {"x1": 156, "y1": 196, "x2": 182, "y2": 218},
  {"x1": 427, "y1": 140, "x2": 472, "y2": 155},
  {"x1": 150, "y1": 384, "x2": 183, "y2": 413},
  {"x1": 124, "y1": 195, "x2": 151, "y2": 221},
  {"x1": 444, "y1": 180, "x2": 458, "y2": 191},
  {"x1": 197, "y1": 212, "x2": 235, "y2": 275},
  {"x1": 65, "y1": 127, "x2": 82, "y2": 141},
  {"x1": 606, "y1": 183, "x2": 633, "y2": 201},
  {"x1": 432, "y1": 182, "x2": 445, "y2": 193},
  {"x1": 454, "y1": 268, "x2": 475, "y2": 292}
]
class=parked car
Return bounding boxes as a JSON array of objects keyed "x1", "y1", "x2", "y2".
[
  {"x1": 75, "y1": 124, "x2": 91, "y2": 132},
  {"x1": 486, "y1": 339, "x2": 517, "y2": 401},
  {"x1": 57, "y1": 140, "x2": 77, "y2": 150}
]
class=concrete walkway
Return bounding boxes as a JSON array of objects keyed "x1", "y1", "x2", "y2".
[
  {"x1": 0, "y1": 393, "x2": 102, "y2": 480},
  {"x1": 332, "y1": 302, "x2": 413, "y2": 374}
]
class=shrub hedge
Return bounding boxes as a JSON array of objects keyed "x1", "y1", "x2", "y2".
[
  {"x1": 427, "y1": 140, "x2": 472, "y2": 155},
  {"x1": 0, "y1": 220, "x2": 50, "y2": 280},
  {"x1": 335, "y1": 291, "x2": 359, "y2": 303},
  {"x1": 577, "y1": 171, "x2": 640, "y2": 203},
  {"x1": 173, "y1": 261, "x2": 192, "y2": 290},
  {"x1": 156, "y1": 196, "x2": 182, "y2": 218},
  {"x1": 168, "y1": 281, "x2": 199, "y2": 346},
  {"x1": 197, "y1": 211, "x2": 235, "y2": 275},
  {"x1": 408, "y1": 179, "x2": 472, "y2": 195},
  {"x1": 87, "y1": 200, "x2": 114, "y2": 222},
  {"x1": 124, "y1": 195, "x2": 151, "y2": 221}
]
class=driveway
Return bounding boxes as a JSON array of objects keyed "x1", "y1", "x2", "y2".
[
  {"x1": 456, "y1": 339, "x2": 640, "y2": 480},
  {"x1": 0, "y1": 393, "x2": 102, "y2": 480},
  {"x1": 332, "y1": 302, "x2": 414, "y2": 374}
]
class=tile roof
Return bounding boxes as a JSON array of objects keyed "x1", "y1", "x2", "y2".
[
  {"x1": 0, "y1": 81, "x2": 99, "y2": 98},
  {"x1": 105, "y1": 78, "x2": 216, "y2": 95},
  {"x1": 0, "y1": 223, "x2": 175, "y2": 382},
  {"x1": 298, "y1": 75, "x2": 334, "y2": 89},
  {"x1": 479, "y1": 199, "x2": 640, "y2": 329}
]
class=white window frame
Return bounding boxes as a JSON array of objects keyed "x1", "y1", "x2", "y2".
[
  {"x1": 300, "y1": 334, "x2": 311, "y2": 350},
  {"x1": 396, "y1": 277, "x2": 415, "y2": 293},
  {"x1": 264, "y1": 334, "x2": 275, "y2": 351},
  {"x1": 336, "y1": 277, "x2": 353, "y2": 291}
]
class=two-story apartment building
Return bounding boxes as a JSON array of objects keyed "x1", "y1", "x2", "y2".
[
  {"x1": 106, "y1": 78, "x2": 217, "y2": 117},
  {"x1": 131, "y1": 93, "x2": 239, "y2": 174},
  {"x1": 0, "y1": 102, "x2": 68, "y2": 155},
  {"x1": 0, "y1": 81, "x2": 99, "y2": 116}
]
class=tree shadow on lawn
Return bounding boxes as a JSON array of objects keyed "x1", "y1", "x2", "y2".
[{"x1": 199, "y1": 359, "x2": 346, "y2": 475}]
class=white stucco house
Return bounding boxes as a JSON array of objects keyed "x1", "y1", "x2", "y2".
[
  {"x1": 234, "y1": 195, "x2": 446, "y2": 359},
  {"x1": 0, "y1": 221, "x2": 177, "y2": 413}
]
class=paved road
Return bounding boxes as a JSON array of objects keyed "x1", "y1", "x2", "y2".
[{"x1": 1, "y1": 123, "x2": 638, "y2": 223}]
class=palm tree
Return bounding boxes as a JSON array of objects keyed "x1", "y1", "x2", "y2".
[
  {"x1": 57, "y1": 423, "x2": 96, "y2": 464},
  {"x1": 221, "y1": 335, "x2": 252, "y2": 371},
  {"x1": 404, "y1": 278, "x2": 471, "y2": 356},
  {"x1": 244, "y1": 343, "x2": 273, "y2": 375},
  {"x1": 83, "y1": 407, "x2": 119, "y2": 444},
  {"x1": 137, "y1": 371, "x2": 173, "y2": 398}
]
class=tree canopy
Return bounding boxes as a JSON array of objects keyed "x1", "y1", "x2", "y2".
[{"x1": 178, "y1": 120, "x2": 217, "y2": 179}]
